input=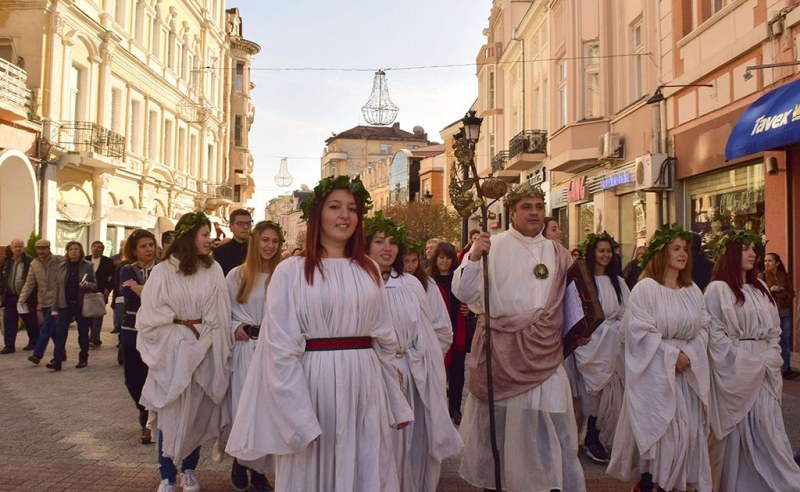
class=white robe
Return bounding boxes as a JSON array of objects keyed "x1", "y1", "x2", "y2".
[
  {"x1": 225, "y1": 257, "x2": 414, "y2": 491},
  {"x1": 384, "y1": 272, "x2": 463, "y2": 491},
  {"x1": 452, "y1": 227, "x2": 585, "y2": 492},
  {"x1": 136, "y1": 256, "x2": 233, "y2": 462},
  {"x1": 573, "y1": 275, "x2": 629, "y2": 447},
  {"x1": 704, "y1": 280, "x2": 800, "y2": 491},
  {"x1": 607, "y1": 278, "x2": 712, "y2": 492},
  {"x1": 424, "y1": 277, "x2": 453, "y2": 353}
]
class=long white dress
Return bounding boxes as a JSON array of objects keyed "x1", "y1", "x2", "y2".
[
  {"x1": 225, "y1": 257, "x2": 414, "y2": 491},
  {"x1": 452, "y1": 227, "x2": 585, "y2": 492},
  {"x1": 424, "y1": 277, "x2": 453, "y2": 353},
  {"x1": 384, "y1": 272, "x2": 462, "y2": 491},
  {"x1": 607, "y1": 278, "x2": 712, "y2": 492},
  {"x1": 704, "y1": 280, "x2": 800, "y2": 491},
  {"x1": 136, "y1": 256, "x2": 233, "y2": 462},
  {"x1": 573, "y1": 275, "x2": 629, "y2": 447}
]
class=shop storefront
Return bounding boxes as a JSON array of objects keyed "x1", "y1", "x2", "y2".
[
  {"x1": 549, "y1": 183, "x2": 569, "y2": 247},
  {"x1": 567, "y1": 175, "x2": 594, "y2": 248},
  {"x1": 596, "y1": 164, "x2": 648, "y2": 262}
]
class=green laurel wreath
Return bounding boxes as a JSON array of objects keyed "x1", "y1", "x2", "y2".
[
  {"x1": 639, "y1": 222, "x2": 693, "y2": 268},
  {"x1": 577, "y1": 231, "x2": 618, "y2": 255},
  {"x1": 364, "y1": 210, "x2": 411, "y2": 250},
  {"x1": 300, "y1": 175, "x2": 373, "y2": 221},
  {"x1": 174, "y1": 211, "x2": 210, "y2": 240},
  {"x1": 707, "y1": 228, "x2": 764, "y2": 257},
  {"x1": 252, "y1": 220, "x2": 286, "y2": 243}
]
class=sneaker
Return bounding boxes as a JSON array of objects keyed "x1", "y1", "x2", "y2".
[
  {"x1": 585, "y1": 441, "x2": 610, "y2": 463},
  {"x1": 156, "y1": 479, "x2": 174, "y2": 492},
  {"x1": 230, "y1": 460, "x2": 248, "y2": 492},
  {"x1": 180, "y1": 469, "x2": 200, "y2": 492},
  {"x1": 251, "y1": 471, "x2": 274, "y2": 492}
]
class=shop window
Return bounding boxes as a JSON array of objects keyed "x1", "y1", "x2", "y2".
[
  {"x1": 583, "y1": 42, "x2": 600, "y2": 118},
  {"x1": 578, "y1": 202, "x2": 594, "y2": 244}
]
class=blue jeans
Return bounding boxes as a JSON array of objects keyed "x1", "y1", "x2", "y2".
[
  {"x1": 54, "y1": 304, "x2": 90, "y2": 362},
  {"x1": 3, "y1": 294, "x2": 39, "y2": 349},
  {"x1": 157, "y1": 432, "x2": 200, "y2": 483},
  {"x1": 33, "y1": 307, "x2": 54, "y2": 359},
  {"x1": 780, "y1": 315, "x2": 792, "y2": 371}
]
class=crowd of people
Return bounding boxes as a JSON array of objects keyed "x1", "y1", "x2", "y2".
[{"x1": 2, "y1": 174, "x2": 800, "y2": 492}]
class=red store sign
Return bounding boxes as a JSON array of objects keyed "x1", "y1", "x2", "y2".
[{"x1": 567, "y1": 176, "x2": 587, "y2": 203}]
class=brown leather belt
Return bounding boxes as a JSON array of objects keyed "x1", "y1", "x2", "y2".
[
  {"x1": 305, "y1": 336, "x2": 372, "y2": 351},
  {"x1": 174, "y1": 318, "x2": 202, "y2": 339}
]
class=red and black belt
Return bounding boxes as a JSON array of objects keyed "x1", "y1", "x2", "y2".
[{"x1": 305, "y1": 336, "x2": 373, "y2": 351}]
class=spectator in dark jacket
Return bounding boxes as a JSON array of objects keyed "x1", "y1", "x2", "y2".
[
  {"x1": 691, "y1": 233, "x2": 713, "y2": 291},
  {"x1": 213, "y1": 209, "x2": 251, "y2": 275},
  {"x1": 0, "y1": 238, "x2": 39, "y2": 353},
  {"x1": 86, "y1": 241, "x2": 114, "y2": 347},
  {"x1": 622, "y1": 246, "x2": 646, "y2": 290}
]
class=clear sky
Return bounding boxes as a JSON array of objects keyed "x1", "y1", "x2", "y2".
[{"x1": 226, "y1": 0, "x2": 490, "y2": 218}]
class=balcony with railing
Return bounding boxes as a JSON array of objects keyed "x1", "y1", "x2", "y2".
[
  {"x1": 0, "y1": 57, "x2": 34, "y2": 121},
  {"x1": 203, "y1": 182, "x2": 234, "y2": 210},
  {"x1": 57, "y1": 122, "x2": 125, "y2": 169},
  {"x1": 506, "y1": 130, "x2": 547, "y2": 171},
  {"x1": 490, "y1": 150, "x2": 519, "y2": 183}
]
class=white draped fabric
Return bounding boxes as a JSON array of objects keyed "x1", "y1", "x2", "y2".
[
  {"x1": 225, "y1": 257, "x2": 414, "y2": 491},
  {"x1": 384, "y1": 272, "x2": 462, "y2": 491},
  {"x1": 607, "y1": 278, "x2": 712, "y2": 492},
  {"x1": 573, "y1": 275, "x2": 629, "y2": 447},
  {"x1": 704, "y1": 280, "x2": 800, "y2": 491},
  {"x1": 452, "y1": 228, "x2": 585, "y2": 492},
  {"x1": 136, "y1": 256, "x2": 233, "y2": 462},
  {"x1": 424, "y1": 277, "x2": 453, "y2": 353}
]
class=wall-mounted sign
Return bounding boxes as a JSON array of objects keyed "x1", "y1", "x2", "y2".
[
  {"x1": 568, "y1": 176, "x2": 587, "y2": 202},
  {"x1": 600, "y1": 170, "x2": 633, "y2": 190},
  {"x1": 525, "y1": 166, "x2": 547, "y2": 186}
]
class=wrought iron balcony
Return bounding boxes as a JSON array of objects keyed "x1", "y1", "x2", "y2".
[
  {"x1": 58, "y1": 121, "x2": 126, "y2": 159},
  {"x1": 0, "y1": 57, "x2": 33, "y2": 118},
  {"x1": 491, "y1": 150, "x2": 509, "y2": 173},
  {"x1": 507, "y1": 130, "x2": 547, "y2": 171}
]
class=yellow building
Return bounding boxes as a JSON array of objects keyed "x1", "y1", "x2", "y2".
[{"x1": 0, "y1": 0, "x2": 255, "y2": 252}]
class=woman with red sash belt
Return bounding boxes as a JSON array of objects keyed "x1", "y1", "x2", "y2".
[{"x1": 226, "y1": 176, "x2": 412, "y2": 491}]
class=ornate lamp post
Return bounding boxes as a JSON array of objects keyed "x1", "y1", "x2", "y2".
[{"x1": 449, "y1": 110, "x2": 506, "y2": 492}]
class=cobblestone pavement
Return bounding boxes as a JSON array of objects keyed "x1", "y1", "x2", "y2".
[{"x1": 1, "y1": 315, "x2": 799, "y2": 491}]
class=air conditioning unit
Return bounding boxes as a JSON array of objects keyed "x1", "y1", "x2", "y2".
[
  {"x1": 635, "y1": 153, "x2": 670, "y2": 190},
  {"x1": 599, "y1": 132, "x2": 624, "y2": 160}
]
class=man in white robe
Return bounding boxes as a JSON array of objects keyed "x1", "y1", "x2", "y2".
[{"x1": 452, "y1": 183, "x2": 585, "y2": 492}]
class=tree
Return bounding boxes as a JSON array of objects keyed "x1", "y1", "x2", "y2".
[{"x1": 379, "y1": 202, "x2": 461, "y2": 244}]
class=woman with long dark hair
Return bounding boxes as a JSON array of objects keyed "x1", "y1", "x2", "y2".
[
  {"x1": 759, "y1": 252, "x2": 798, "y2": 379},
  {"x1": 403, "y1": 244, "x2": 452, "y2": 353},
  {"x1": 573, "y1": 233, "x2": 629, "y2": 464},
  {"x1": 226, "y1": 176, "x2": 412, "y2": 491},
  {"x1": 365, "y1": 213, "x2": 461, "y2": 491},
  {"x1": 137, "y1": 211, "x2": 232, "y2": 492},
  {"x1": 225, "y1": 221, "x2": 283, "y2": 492},
  {"x1": 50, "y1": 241, "x2": 97, "y2": 371},
  {"x1": 704, "y1": 230, "x2": 800, "y2": 490},
  {"x1": 119, "y1": 229, "x2": 158, "y2": 445},
  {"x1": 428, "y1": 241, "x2": 468, "y2": 424},
  {"x1": 607, "y1": 224, "x2": 712, "y2": 492}
]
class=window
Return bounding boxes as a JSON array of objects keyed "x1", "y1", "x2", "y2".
[
  {"x1": 207, "y1": 144, "x2": 215, "y2": 181},
  {"x1": 134, "y1": 1, "x2": 145, "y2": 44},
  {"x1": 68, "y1": 64, "x2": 84, "y2": 121},
  {"x1": 235, "y1": 62, "x2": 244, "y2": 91},
  {"x1": 379, "y1": 144, "x2": 392, "y2": 155},
  {"x1": 110, "y1": 88, "x2": 122, "y2": 134},
  {"x1": 234, "y1": 115, "x2": 243, "y2": 147},
  {"x1": 129, "y1": 100, "x2": 141, "y2": 153},
  {"x1": 488, "y1": 71, "x2": 496, "y2": 108},
  {"x1": 632, "y1": 21, "x2": 645, "y2": 100},
  {"x1": 330, "y1": 163, "x2": 337, "y2": 177},
  {"x1": 583, "y1": 43, "x2": 600, "y2": 118},
  {"x1": 178, "y1": 127, "x2": 186, "y2": 172},
  {"x1": 163, "y1": 119, "x2": 173, "y2": 166},
  {"x1": 147, "y1": 110, "x2": 158, "y2": 160},
  {"x1": 115, "y1": 0, "x2": 126, "y2": 27},
  {"x1": 0, "y1": 38, "x2": 15, "y2": 64},
  {"x1": 189, "y1": 133, "x2": 198, "y2": 175},
  {"x1": 488, "y1": 133, "x2": 496, "y2": 159},
  {"x1": 557, "y1": 57, "x2": 568, "y2": 128},
  {"x1": 167, "y1": 30, "x2": 176, "y2": 70}
]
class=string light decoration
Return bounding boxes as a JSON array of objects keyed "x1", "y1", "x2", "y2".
[{"x1": 361, "y1": 70, "x2": 398, "y2": 126}]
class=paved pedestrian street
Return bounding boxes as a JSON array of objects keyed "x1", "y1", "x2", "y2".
[{"x1": 2, "y1": 316, "x2": 800, "y2": 491}]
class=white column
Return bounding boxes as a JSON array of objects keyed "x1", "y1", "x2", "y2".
[{"x1": 91, "y1": 174, "x2": 107, "y2": 243}]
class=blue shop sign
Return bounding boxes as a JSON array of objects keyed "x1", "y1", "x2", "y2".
[
  {"x1": 600, "y1": 170, "x2": 633, "y2": 190},
  {"x1": 725, "y1": 78, "x2": 800, "y2": 161}
]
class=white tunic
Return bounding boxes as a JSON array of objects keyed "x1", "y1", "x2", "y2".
[
  {"x1": 384, "y1": 272, "x2": 463, "y2": 491},
  {"x1": 573, "y1": 275, "x2": 629, "y2": 447},
  {"x1": 225, "y1": 257, "x2": 414, "y2": 491},
  {"x1": 136, "y1": 256, "x2": 233, "y2": 462},
  {"x1": 424, "y1": 277, "x2": 454, "y2": 353},
  {"x1": 704, "y1": 280, "x2": 800, "y2": 491},
  {"x1": 607, "y1": 278, "x2": 712, "y2": 492},
  {"x1": 452, "y1": 227, "x2": 585, "y2": 492}
]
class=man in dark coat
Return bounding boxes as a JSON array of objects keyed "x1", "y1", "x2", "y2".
[
  {"x1": 1, "y1": 238, "x2": 39, "y2": 353},
  {"x1": 691, "y1": 233, "x2": 714, "y2": 291},
  {"x1": 86, "y1": 241, "x2": 114, "y2": 347},
  {"x1": 213, "y1": 209, "x2": 252, "y2": 276}
]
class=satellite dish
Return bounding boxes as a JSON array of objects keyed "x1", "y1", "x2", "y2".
[{"x1": 274, "y1": 157, "x2": 293, "y2": 187}]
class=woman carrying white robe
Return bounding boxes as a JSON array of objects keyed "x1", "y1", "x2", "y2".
[
  {"x1": 365, "y1": 213, "x2": 463, "y2": 491},
  {"x1": 607, "y1": 223, "x2": 712, "y2": 492},
  {"x1": 224, "y1": 220, "x2": 284, "y2": 492},
  {"x1": 402, "y1": 246, "x2": 453, "y2": 354},
  {"x1": 226, "y1": 176, "x2": 413, "y2": 491},
  {"x1": 137, "y1": 211, "x2": 233, "y2": 492},
  {"x1": 573, "y1": 233, "x2": 629, "y2": 463},
  {"x1": 704, "y1": 229, "x2": 800, "y2": 491}
]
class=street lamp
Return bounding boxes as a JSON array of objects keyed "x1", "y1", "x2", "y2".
[
  {"x1": 462, "y1": 110, "x2": 483, "y2": 142},
  {"x1": 646, "y1": 83, "x2": 714, "y2": 104}
]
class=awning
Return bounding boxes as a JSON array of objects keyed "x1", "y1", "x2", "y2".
[{"x1": 725, "y1": 78, "x2": 800, "y2": 161}]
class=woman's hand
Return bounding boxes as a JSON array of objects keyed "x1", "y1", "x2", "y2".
[
  {"x1": 234, "y1": 324, "x2": 250, "y2": 341},
  {"x1": 459, "y1": 304, "x2": 471, "y2": 316},
  {"x1": 122, "y1": 279, "x2": 139, "y2": 289},
  {"x1": 394, "y1": 421, "x2": 411, "y2": 430},
  {"x1": 770, "y1": 285, "x2": 780, "y2": 293},
  {"x1": 676, "y1": 351, "x2": 691, "y2": 374}
]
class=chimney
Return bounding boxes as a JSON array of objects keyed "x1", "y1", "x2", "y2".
[{"x1": 392, "y1": 122, "x2": 400, "y2": 130}]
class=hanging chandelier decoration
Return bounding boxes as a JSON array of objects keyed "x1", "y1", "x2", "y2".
[
  {"x1": 274, "y1": 157, "x2": 293, "y2": 187},
  {"x1": 361, "y1": 69, "x2": 399, "y2": 126}
]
